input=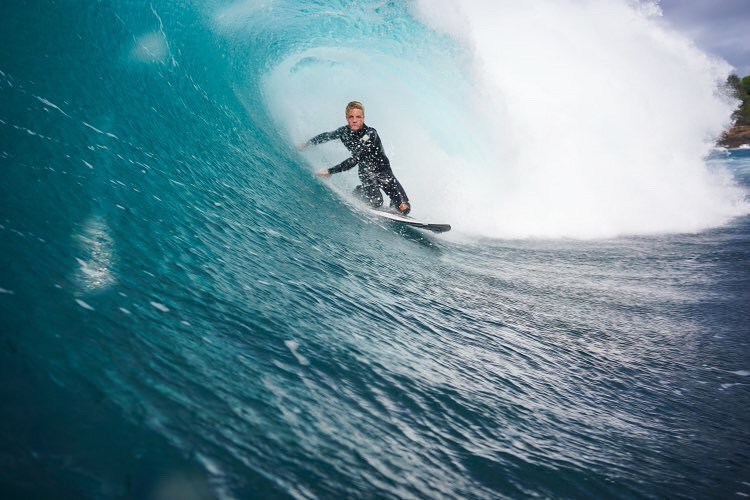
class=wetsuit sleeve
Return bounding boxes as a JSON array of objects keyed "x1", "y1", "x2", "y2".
[
  {"x1": 328, "y1": 127, "x2": 387, "y2": 174},
  {"x1": 328, "y1": 156, "x2": 358, "y2": 174},
  {"x1": 308, "y1": 127, "x2": 345, "y2": 145}
]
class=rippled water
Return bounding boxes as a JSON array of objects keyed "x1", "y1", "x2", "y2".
[{"x1": 2, "y1": 1, "x2": 750, "y2": 498}]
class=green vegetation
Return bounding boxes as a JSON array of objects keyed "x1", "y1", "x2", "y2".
[{"x1": 726, "y1": 74, "x2": 750, "y2": 126}]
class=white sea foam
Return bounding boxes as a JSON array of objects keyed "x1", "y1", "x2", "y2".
[
  {"x1": 284, "y1": 339, "x2": 310, "y2": 366},
  {"x1": 150, "y1": 301, "x2": 170, "y2": 312},
  {"x1": 73, "y1": 216, "x2": 116, "y2": 291},
  {"x1": 130, "y1": 31, "x2": 170, "y2": 64},
  {"x1": 34, "y1": 96, "x2": 71, "y2": 117},
  {"x1": 75, "y1": 298, "x2": 95, "y2": 311},
  {"x1": 408, "y1": 0, "x2": 749, "y2": 238},
  {"x1": 212, "y1": 0, "x2": 268, "y2": 30}
]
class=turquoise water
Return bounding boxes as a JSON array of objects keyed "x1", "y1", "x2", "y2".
[{"x1": 2, "y1": 1, "x2": 750, "y2": 498}]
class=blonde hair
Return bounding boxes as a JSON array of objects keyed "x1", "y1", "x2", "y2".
[{"x1": 345, "y1": 101, "x2": 365, "y2": 116}]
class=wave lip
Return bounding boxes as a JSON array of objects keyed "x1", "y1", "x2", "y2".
[{"x1": 410, "y1": 0, "x2": 750, "y2": 238}]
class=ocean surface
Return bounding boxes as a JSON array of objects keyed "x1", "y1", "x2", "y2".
[{"x1": 2, "y1": 1, "x2": 750, "y2": 498}]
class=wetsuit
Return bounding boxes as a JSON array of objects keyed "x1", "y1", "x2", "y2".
[{"x1": 309, "y1": 125, "x2": 410, "y2": 213}]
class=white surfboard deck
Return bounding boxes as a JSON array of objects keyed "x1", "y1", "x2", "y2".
[{"x1": 369, "y1": 209, "x2": 451, "y2": 233}]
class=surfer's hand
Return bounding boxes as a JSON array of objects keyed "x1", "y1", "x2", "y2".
[{"x1": 316, "y1": 169, "x2": 331, "y2": 178}]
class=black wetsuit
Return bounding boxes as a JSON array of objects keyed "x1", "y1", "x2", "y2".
[{"x1": 309, "y1": 125, "x2": 410, "y2": 212}]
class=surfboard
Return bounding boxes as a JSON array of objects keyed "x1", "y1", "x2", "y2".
[{"x1": 369, "y1": 209, "x2": 451, "y2": 233}]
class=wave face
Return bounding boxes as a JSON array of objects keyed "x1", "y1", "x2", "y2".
[
  {"x1": 260, "y1": 0, "x2": 748, "y2": 238},
  {"x1": 2, "y1": 1, "x2": 750, "y2": 498}
]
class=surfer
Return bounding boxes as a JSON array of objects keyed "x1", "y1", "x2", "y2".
[{"x1": 298, "y1": 101, "x2": 411, "y2": 215}]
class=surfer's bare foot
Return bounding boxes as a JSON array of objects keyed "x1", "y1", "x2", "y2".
[{"x1": 398, "y1": 203, "x2": 410, "y2": 214}]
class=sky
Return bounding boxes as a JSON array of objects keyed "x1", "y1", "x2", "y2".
[{"x1": 657, "y1": 0, "x2": 750, "y2": 77}]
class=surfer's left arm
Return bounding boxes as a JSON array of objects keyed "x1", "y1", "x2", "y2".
[{"x1": 318, "y1": 156, "x2": 357, "y2": 177}]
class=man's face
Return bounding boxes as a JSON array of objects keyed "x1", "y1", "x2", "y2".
[{"x1": 347, "y1": 108, "x2": 364, "y2": 132}]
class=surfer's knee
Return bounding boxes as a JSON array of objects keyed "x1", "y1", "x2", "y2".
[{"x1": 369, "y1": 197, "x2": 383, "y2": 208}]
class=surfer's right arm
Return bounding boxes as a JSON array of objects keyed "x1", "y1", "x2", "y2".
[{"x1": 299, "y1": 127, "x2": 345, "y2": 150}]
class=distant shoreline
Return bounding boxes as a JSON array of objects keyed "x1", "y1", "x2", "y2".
[
  {"x1": 719, "y1": 125, "x2": 750, "y2": 149},
  {"x1": 719, "y1": 75, "x2": 750, "y2": 148}
]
